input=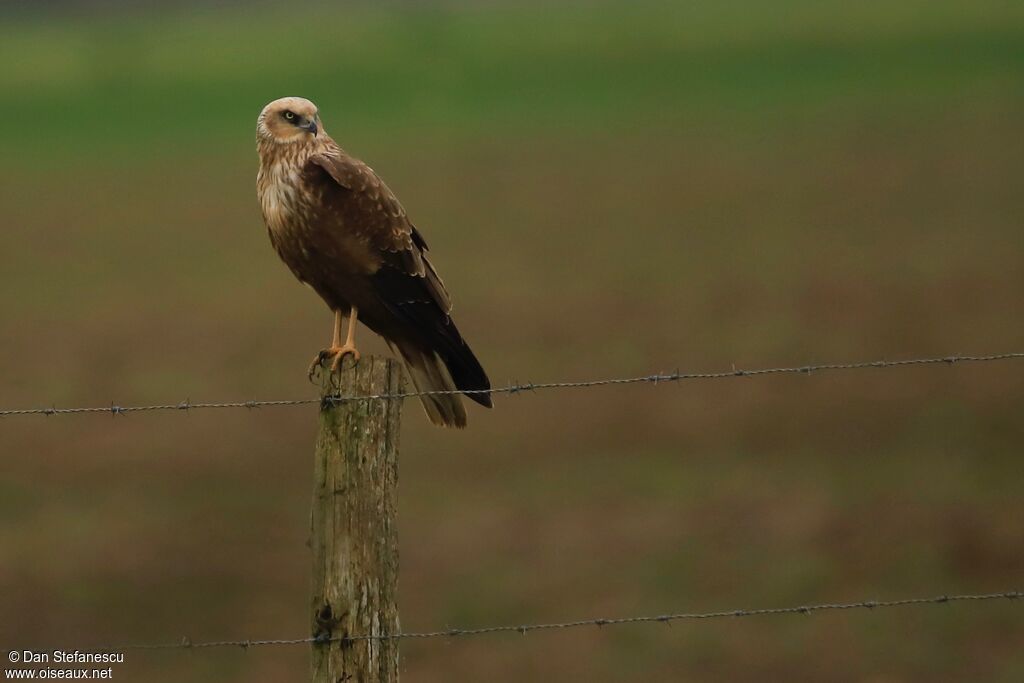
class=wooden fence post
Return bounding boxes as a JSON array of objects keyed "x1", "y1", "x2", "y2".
[{"x1": 311, "y1": 356, "x2": 404, "y2": 683}]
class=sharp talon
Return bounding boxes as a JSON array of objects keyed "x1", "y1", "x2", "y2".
[
  {"x1": 329, "y1": 345, "x2": 361, "y2": 373},
  {"x1": 308, "y1": 346, "x2": 360, "y2": 380},
  {"x1": 307, "y1": 350, "x2": 331, "y2": 382}
]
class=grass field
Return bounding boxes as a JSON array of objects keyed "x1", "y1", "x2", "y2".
[{"x1": 1, "y1": 1, "x2": 1023, "y2": 681}]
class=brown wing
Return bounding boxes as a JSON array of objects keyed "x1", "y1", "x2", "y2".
[
  {"x1": 305, "y1": 152, "x2": 491, "y2": 408},
  {"x1": 307, "y1": 152, "x2": 451, "y2": 312}
]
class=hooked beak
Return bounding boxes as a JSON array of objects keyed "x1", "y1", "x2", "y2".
[{"x1": 301, "y1": 118, "x2": 318, "y2": 136}]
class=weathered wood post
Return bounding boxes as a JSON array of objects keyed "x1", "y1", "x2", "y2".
[{"x1": 311, "y1": 356, "x2": 404, "y2": 683}]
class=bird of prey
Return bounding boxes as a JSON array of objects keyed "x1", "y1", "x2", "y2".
[{"x1": 256, "y1": 96, "x2": 491, "y2": 427}]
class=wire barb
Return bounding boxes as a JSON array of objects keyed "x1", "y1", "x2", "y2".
[
  {"x1": 106, "y1": 591, "x2": 1020, "y2": 652},
  {"x1": 1, "y1": 352, "x2": 1021, "y2": 419}
]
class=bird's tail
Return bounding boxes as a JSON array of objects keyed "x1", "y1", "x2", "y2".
[{"x1": 389, "y1": 341, "x2": 469, "y2": 428}]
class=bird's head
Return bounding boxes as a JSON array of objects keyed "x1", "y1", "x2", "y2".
[{"x1": 257, "y1": 97, "x2": 321, "y2": 145}]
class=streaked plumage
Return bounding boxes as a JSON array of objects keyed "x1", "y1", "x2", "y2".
[{"x1": 256, "y1": 97, "x2": 491, "y2": 427}]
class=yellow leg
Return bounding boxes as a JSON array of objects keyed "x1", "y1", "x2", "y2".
[
  {"x1": 331, "y1": 309, "x2": 343, "y2": 348},
  {"x1": 330, "y1": 306, "x2": 361, "y2": 372},
  {"x1": 307, "y1": 308, "x2": 362, "y2": 380}
]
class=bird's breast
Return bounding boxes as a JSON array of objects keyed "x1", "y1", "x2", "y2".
[
  {"x1": 258, "y1": 163, "x2": 309, "y2": 236},
  {"x1": 258, "y1": 159, "x2": 379, "y2": 284}
]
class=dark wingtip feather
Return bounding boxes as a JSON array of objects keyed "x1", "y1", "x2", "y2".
[
  {"x1": 468, "y1": 390, "x2": 493, "y2": 409},
  {"x1": 442, "y1": 343, "x2": 492, "y2": 409}
]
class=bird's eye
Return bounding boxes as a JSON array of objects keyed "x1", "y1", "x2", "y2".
[{"x1": 283, "y1": 111, "x2": 296, "y2": 121}]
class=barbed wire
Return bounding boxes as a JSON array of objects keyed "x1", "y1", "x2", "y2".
[
  {"x1": 1, "y1": 352, "x2": 1022, "y2": 419},
  {"x1": 109, "y1": 591, "x2": 1020, "y2": 651}
]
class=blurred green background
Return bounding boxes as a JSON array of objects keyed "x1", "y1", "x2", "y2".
[{"x1": 2, "y1": 1, "x2": 1023, "y2": 680}]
